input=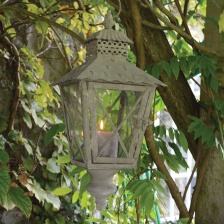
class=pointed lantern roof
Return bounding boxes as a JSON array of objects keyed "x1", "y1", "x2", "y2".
[{"x1": 54, "y1": 11, "x2": 165, "y2": 87}]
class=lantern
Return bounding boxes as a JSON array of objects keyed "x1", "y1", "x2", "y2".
[{"x1": 53, "y1": 11, "x2": 165, "y2": 210}]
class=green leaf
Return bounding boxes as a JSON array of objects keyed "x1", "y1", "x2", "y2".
[
  {"x1": 56, "y1": 154, "x2": 71, "y2": 164},
  {"x1": 0, "y1": 166, "x2": 10, "y2": 203},
  {"x1": 44, "y1": 123, "x2": 66, "y2": 146},
  {"x1": 47, "y1": 158, "x2": 60, "y2": 173},
  {"x1": 179, "y1": 57, "x2": 189, "y2": 75},
  {"x1": 72, "y1": 191, "x2": 79, "y2": 203},
  {"x1": 9, "y1": 187, "x2": 32, "y2": 218},
  {"x1": 0, "y1": 149, "x2": 9, "y2": 163},
  {"x1": 168, "y1": 128, "x2": 174, "y2": 141},
  {"x1": 219, "y1": 11, "x2": 224, "y2": 33},
  {"x1": 152, "y1": 170, "x2": 166, "y2": 180},
  {"x1": 8, "y1": 130, "x2": 20, "y2": 140},
  {"x1": 170, "y1": 58, "x2": 180, "y2": 79},
  {"x1": 55, "y1": 214, "x2": 66, "y2": 224},
  {"x1": 23, "y1": 111, "x2": 32, "y2": 129},
  {"x1": 151, "y1": 64, "x2": 163, "y2": 79},
  {"x1": 22, "y1": 156, "x2": 34, "y2": 172},
  {"x1": 150, "y1": 179, "x2": 168, "y2": 196},
  {"x1": 179, "y1": 131, "x2": 188, "y2": 152},
  {"x1": 140, "y1": 189, "x2": 154, "y2": 214},
  {"x1": 188, "y1": 116, "x2": 216, "y2": 148},
  {"x1": 52, "y1": 187, "x2": 72, "y2": 196},
  {"x1": 132, "y1": 181, "x2": 150, "y2": 200},
  {"x1": 80, "y1": 173, "x2": 91, "y2": 197},
  {"x1": 159, "y1": 60, "x2": 171, "y2": 77},
  {"x1": 0, "y1": 135, "x2": 6, "y2": 150}
]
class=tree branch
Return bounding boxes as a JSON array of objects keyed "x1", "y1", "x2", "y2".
[
  {"x1": 142, "y1": 0, "x2": 223, "y2": 57},
  {"x1": 129, "y1": 0, "x2": 145, "y2": 69},
  {"x1": 145, "y1": 123, "x2": 189, "y2": 218},
  {"x1": 3, "y1": 36, "x2": 20, "y2": 131},
  {"x1": 153, "y1": 0, "x2": 178, "y2": 25},
  {"x1": 0, "y1": 5, "x2": 85, "y2": 44},
  {"x1": 188, "y1": 148, "x2": 213, "y2": 223}
]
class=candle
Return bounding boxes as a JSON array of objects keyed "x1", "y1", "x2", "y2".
[{"x1": 97, "y1": 120, "x2": 118, "y2": 157}]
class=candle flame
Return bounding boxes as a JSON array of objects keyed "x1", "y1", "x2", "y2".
[{"x1": 99, "y1": 120, "x2": 104, "y2": 130}]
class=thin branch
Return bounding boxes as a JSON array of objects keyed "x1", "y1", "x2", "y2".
[
  {"x1": 183, "y1": 0, "x2": 190, "y2": 18},
  {"x1": 3, "y1": 36, "x2": 21, "y2": 131},
  {"x1": 173, "y1": 0, "x2": 192, "y2": 37},
  {"x1": 188, "y1": 148, "x2": 213, "y2": 223},
  {"x1": 153, "y1": 0, "x2": 178, "y2": 25},
  {"x1": 145, "y1": 122, "x2": 189, "y2": 219},
  {"x1": 0, "y1": 5, "x2": 85, "y2": 44},
  {"x1": 183, "y1": 142, "x2": 203, "y2": 201},
  {"x1": 141, "y1": 19, "x2": 171, "y2": 30},
  {"x1": 142, "y1": 0, "x2": 222, "y2": 57},
  {"x1": 51, "y1": 26, "x2": 73, "y2": 70}
]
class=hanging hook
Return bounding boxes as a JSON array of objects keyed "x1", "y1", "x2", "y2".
[{"x1": 114, "y1": 0, "x2": 122, "y2": 19}]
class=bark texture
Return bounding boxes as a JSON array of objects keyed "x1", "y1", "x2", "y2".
[{"x1": 195, "y1": 0, "x2": 224, "y2": 223}]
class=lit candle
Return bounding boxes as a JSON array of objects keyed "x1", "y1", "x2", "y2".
[{"x1": 97, "y1": 120, "x2": 118, "y2": 157}]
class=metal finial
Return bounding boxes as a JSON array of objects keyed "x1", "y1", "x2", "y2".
[{"x1": 103, "y1": 10, "x2": 115, "y2": 29}]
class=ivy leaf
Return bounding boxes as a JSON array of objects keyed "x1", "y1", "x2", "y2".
[
  {"x1": 52, "y1": 187, "x2": 72, "y2": 196},
  {"x1": 55, "y1": 214, "x2": 66, "y2": 224},
  {"x1": 0, "y1": 166, "x2": 10, "y2": 203},
  {"x1": 44, "y1": 123, "x2": 66, "y2": 146},
  {"x1": 47, "y1": 158, "x2": 60, "y2": 173},
  {"x1": 0, "y1": 149, "x2": 9, "y2": 163},
  {"x1": 151, "y1": 64, "x2": 163, "y2": 79},
  {"x1": 8, "y1": 130, "x2": 20, "y2": 140},
  {"x1": 45, "y1": 193, "x2": 61, "y2": 210},
  {"x1": 22, "y1": 111, "x2": 32, "y2": 129},
  {"x1": 56, "y1": 154, "x2": 71, "y2": 164},
  {"x1": 8, "y1": 186, "x2": 32, "y2": 218}
]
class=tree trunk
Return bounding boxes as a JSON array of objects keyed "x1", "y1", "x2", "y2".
[{"x1": 195, "y1": 0, "x2": 224, "y2": 223}]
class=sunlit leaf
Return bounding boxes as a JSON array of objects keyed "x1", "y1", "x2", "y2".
[{"x1": 52, "y1": 187, "x2": 72, "y2": 196}]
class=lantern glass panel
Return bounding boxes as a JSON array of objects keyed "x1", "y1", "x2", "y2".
[
  {"x1": 92, "y1": 84, "x2": 146, "y2": 161},
  {"x1": 61, "y1": 84, "x2": 85, "y2": 163}
]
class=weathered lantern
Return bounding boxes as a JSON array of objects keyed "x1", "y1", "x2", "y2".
[{"x1": 54, "y1": 11, "x2": 165, "y2": 210}]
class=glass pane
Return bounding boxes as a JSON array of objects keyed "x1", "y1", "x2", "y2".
[
  {"x1": 61, "y1": 84, "x2": 84, "y2": 163},
  {"x1": 94, "y1": 88, "x2": 143, "y2": 159}
]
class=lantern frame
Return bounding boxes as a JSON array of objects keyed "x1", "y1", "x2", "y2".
[{"x1": 54, "y1": 10, "x2": 165, "y2": 210}]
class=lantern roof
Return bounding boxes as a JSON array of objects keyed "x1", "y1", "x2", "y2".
[
  {"x1": 53, "y1": 11, "x2": 165, "y2": 88},
  {"x1": 53, "y1": 56, "x2": 165, "y2": 87}
]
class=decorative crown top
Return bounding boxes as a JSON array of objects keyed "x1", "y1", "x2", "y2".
[{"x1": 103, "y1": 10, "x2": 115, "y2": 29}]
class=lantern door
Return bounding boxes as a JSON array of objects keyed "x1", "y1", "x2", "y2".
[
  {"x1": 60, "y1": 83, "x2": 86, "y2": 167},
  {"x1": 88, "y1": 82, "x2": 154, "y2": 168}
]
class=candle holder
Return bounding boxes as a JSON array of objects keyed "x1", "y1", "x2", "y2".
[{"x1": 53, "y1": 10, "x2": 165, "y2": 210}]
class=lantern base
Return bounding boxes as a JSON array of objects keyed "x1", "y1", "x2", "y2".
[{"x1": 87, "y1": 169, "x2": 118, "y2": 210}]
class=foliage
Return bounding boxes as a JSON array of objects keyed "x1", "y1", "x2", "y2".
[{"x1": 0, "y1": 0, "x2": 224, "y2": 223}]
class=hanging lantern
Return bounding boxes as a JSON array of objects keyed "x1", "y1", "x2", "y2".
[{"x1": 53, "y1": 11, "x2": 165, "y2": 210}]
